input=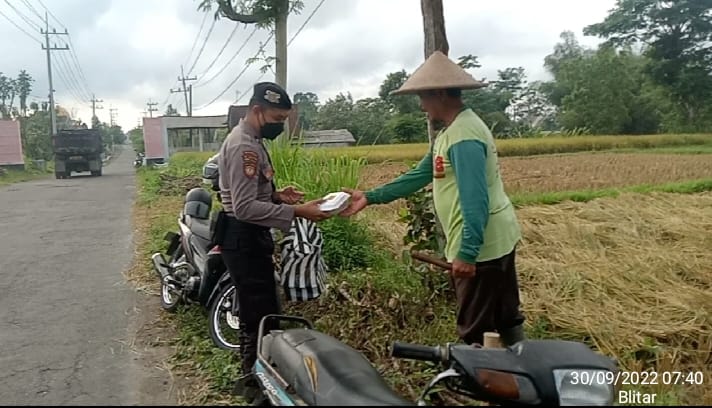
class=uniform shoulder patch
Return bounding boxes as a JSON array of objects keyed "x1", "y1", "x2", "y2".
[{"x1": 242, "y1": 150, "x2": 259, "y2": 178}]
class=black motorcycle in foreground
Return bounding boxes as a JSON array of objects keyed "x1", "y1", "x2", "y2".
[
  {"x1": 151, "y1": 157, "x2": 241, "y2": 352},
  {"x1": 245, "y1": 252, "x2": 618, "y2": 406},
  {"x1": 248, "y1": 314, "x2": 618, "y2": 406}
]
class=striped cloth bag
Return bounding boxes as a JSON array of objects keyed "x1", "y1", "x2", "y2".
[{"x1": 278, "y1": 217, "x2": 329, "y2": 301}]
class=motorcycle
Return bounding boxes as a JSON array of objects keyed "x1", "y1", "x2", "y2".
[
  {"x1": 150, "y1": 154, "x2": 242, "y2": 352},
  {"x1": 247, "y1": 253, "x2": 619, "y2": 406},
  {"x1": 134, "y1": 152, "x2": 145, "y2": 168}
]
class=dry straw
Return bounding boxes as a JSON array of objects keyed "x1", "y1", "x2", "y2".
[{"x1": 516, "y1": 192, "x2": 711, "y2": 402}]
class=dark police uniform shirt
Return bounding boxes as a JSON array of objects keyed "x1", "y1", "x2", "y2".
[{"x1": 218, "y1": 119, "x2": 295, "y2": 233}]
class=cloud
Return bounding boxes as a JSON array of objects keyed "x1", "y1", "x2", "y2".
[{"x1": 0, "y1": 0, "x2": 616, "y2": 132}]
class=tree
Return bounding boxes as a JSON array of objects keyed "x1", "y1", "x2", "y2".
[
  {"x1": 378, "y1": 70, "x2": 420, "y2": 115},
  {"x1": 313, "y1": 92, "x2": 354, "y2": 132},
  {"x1": 19, "y1": 110, "x2": 52, "y2": 161},
  {"x1": 198, "y1": 0, "x2": 304, "y2": 88},
  {"x1": 555, "y1": 46, "x2": 662, "y2": 134},
  {"x1": 128, "y1": 127, "x2": 145, "y2": 153},
  {"x1": 293, "y1": 91, "x2": 319, "y2": 130},
  {"x1": 584, "y1": 0, "x2": 712, "y2": 130},
  {"x1": 15, "y1": 70, "x2": 32, "y2": 117}
]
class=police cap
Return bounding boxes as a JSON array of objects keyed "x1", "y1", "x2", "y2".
[{"x1": 249, "y1": 82, "x2": 292, "y2": 110}]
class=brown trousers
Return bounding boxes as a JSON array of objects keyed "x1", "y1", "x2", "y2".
[{"x1": 450, "y1": 247, "x2": 525, "y2": 346}]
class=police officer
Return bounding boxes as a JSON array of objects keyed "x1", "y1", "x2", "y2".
[{"x1": 217, "y1": 82, "x2": 332, "y2": 390}]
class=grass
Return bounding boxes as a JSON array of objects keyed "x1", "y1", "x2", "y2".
[
  {"x1": 318, "y1": 133, "x2": 712, "y2": 163},
  {"x1": 511, "y1": 178, "x2": 712, "y2": 207},
  {"x1": 127, "y1": 141, "x2": 712, "y2": 406},
  {"x1": 0, "y1": 162, "x2": 53, "y2": 186}
]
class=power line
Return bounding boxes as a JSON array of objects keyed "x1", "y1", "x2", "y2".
[
  {"x1": 19, "y1": 0, "x2": 41, "y2": 20},
  {"x1": 194, "y1": 32, "x2": 273, "y2": 111},
  {"x1": 4, "y1": 0, "x2": 40, "y2": 31},
  {"x1": 194, "y1": 22, "x2": 240, "y2": 79},
  {"x1": 288, "y1": 0, "x2": 325, "y2": 46},
  {"x1": 54, "y1": 46, "x2": 89, "y2": 101},
  {"x1": 22, "y1": 0, "x2": 94, "y2": 99},
  {"x1": 54, "y1": 52, "x2": 87, "y2": 104},
  {"x1": 186, "y1": 15, "x2": 218, "y2": 76},
  {"x1": 158, "y1": 11, "x2": 209, "y2": 111},
  {"x1": 0, "y1": 7, "x2": 41, "y2": 43},
  {"x1": 235, "y1": 0, "x2": 325, "y2": 104},
  {"x1": 183, "y1": 11, "x2": 209, "y2": 70},
  {"x1": 35, "y1": 0, "x2": 63, "y2": 28},
  {"x1": 66, "y1": 36, "x2": 93, "y2": 97},
  {"x1": 193, "y1": 25, "x2": 259, "y2": 89}
]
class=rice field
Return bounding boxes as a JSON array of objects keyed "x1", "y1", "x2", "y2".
[
  {"x1": 358, "y1": 152, "x2": 712, "y2": 194},
  {"x1": 315, "y1": 133, "x2": 712, "y2": 163},
  {"x1": 131, "y1": 136, "x2": 712, "y2": 406}
]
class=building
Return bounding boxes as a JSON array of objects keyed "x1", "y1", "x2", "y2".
[
  {"x1": 299, "y1": 129, "x2": 356, "y2": 148},
  {"x1": 0, "y1": 119, "x2": 25, "y2": 171},
  {"x1": 142, "y1": 105, "x2": 301, "y2": 163}
]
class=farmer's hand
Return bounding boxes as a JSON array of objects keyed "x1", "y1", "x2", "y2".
[
  {"x1": 276, "y1": 186, "x2": 304, "y2": 204},
  {"x1": 451, "y1": 258, "x2": 476, "y2": 279},
  {"x1": 294, "y1": 199, "x2": 332, "y2": 222},
  {"x1": 339, "y1": 188, "x2": 367, "y2": 217}
]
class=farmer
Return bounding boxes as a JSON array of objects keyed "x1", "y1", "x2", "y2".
[
  {"x1": 341, "y1": 51, "x2": 526, "y2": 347},
  {"x1": 217, "y1": 81, "x2": 332, "y2": 396}
]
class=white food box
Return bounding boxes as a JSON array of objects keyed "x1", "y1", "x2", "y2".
[{"x1": 319, "y1": 192, "x2": 351, "y2": 213}]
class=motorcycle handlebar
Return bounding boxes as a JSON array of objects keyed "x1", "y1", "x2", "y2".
[{"x1": 391, "y1": 341, "x2": 446, "y2": 363}]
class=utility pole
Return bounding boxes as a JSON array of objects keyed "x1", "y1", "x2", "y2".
[
  {"x1": 109, "y1": 107, "x2": 118, "y2": 127},
  {"x1": 420, "y1": 0, "x2": 449, "y2": 255},
  {"x1": 215, "y1": 0, "x2": 289, "y2": 88},
  {"x1": 146, "y1": 99, "x2": 158, "y2": 118},
  {"x1": 41, "y1": 11, "x2": 69, "y2": 136},
  {"x1": 171, "y1": 65, "x2": 197, "y2": 116},
  {"x1": 90, "y1": 94, "x2": 103, "y2": 127}
]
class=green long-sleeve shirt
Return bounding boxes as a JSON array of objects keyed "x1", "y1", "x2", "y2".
[{"x1": 365, "y1": 109, "x2": 521, "y2": 263}]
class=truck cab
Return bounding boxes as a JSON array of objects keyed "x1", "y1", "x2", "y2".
[{"x1": 53, "y1": 129, "x2": 104, "y2": 179}]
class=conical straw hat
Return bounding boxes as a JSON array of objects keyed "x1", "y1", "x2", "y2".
[{"x1": 391, "y1": 51, "x2": 486, "y2": 95}]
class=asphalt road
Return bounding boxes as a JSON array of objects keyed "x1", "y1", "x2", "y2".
[{"x1": 0, "y1": 146, "x2": 175, "y2": 405}]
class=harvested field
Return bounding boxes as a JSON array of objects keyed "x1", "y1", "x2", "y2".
[
  {"x1": 517, "y1": 192, "x2": 712, "y2": 404},
  {"x1": 358, "y1": 191, "x2": 712, "y2": 405},
  {"x1": 358, "y1": 153, "x2": 712, "y2": 194}
]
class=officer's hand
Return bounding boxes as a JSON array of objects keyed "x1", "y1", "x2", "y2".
[
  {"x1": 294, "y1": 199, "x2": 333, "y2": 222},
  {"x1": 451, "y1": 258, "x2": 476, "y2": 279},
  {"x1": 277, "y1": 186, "x2": 305, "y2": 204},
  {"x1": 339, "y1": 188, "x2": 367, "y2": 217}
]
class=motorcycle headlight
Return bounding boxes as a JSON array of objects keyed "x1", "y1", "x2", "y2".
[{"x1": 553, "y1": 369, "x2": 615, "y2": 406}]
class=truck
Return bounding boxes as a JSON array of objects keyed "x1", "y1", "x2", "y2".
[{"x1": 53, "y1": 129, "x2": 104, "y2": 179}]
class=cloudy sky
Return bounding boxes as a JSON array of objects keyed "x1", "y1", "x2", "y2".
[{"x1": 0, "y1": 0, "x2": 617, "y2": 132}]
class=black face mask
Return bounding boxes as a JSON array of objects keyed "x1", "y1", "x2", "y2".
[
  {"x1": 260, "y1": 113, "x2": 285, "y2": 140},
  {"x1": 261, "y1": 122, "x2": 284, "y2": 140}
]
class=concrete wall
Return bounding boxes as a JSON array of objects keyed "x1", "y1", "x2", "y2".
[
  {"x1": 143, "y1": 117, "x2": 166, "y2": 160},
  {"x1": 0, "y1": 120, "x2": 24, "y2": 166}
]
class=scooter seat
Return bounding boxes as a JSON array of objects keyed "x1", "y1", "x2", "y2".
[
  {"x1": 267, "y1": 328, "x2": 413, "y2": 406},
  {"x1": 186, "y1": 215, "x2": 212, "y2": 242}
]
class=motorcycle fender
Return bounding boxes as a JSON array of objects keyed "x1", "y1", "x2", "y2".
[
  {"x1": 207, "y1": 272, "x2": 233, "y2": 309},
  {"x1": 254, "y1": 360, "x2": 299, "y2": 406},
  {"x1": 164, "y1": 231, "x2": 180, "y2": 256}
]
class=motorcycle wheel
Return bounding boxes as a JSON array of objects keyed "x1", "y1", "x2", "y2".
[
  {"x1": 208, "y1": 282, "x2": 241, "y2": 351},
  {"x1": 160, "y1": 249, "x2": 184, "y2": 313}
]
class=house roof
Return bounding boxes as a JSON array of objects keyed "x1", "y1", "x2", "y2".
[{"x1": 302, "y1": 129, "x2": 356, "y2": 144}]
